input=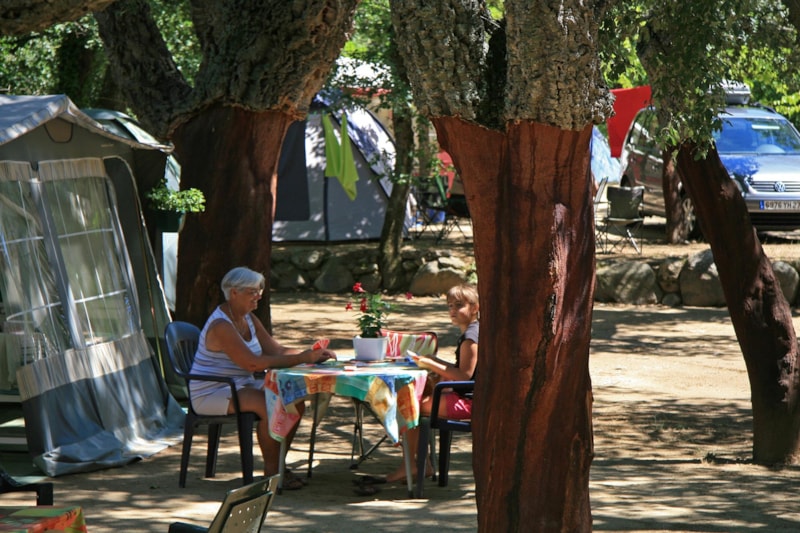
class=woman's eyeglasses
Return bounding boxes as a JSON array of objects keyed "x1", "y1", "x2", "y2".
[{"x1": 238, "y1": 288, "x2": 263, "y2": 297}]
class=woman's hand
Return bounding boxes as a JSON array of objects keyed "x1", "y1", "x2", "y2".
[{"x1": 307, "y1": 348, "x2": 337, "y2": 364}]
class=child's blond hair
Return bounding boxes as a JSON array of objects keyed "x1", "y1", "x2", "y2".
[{"x1": 446, "y1": 283, "x2": 479, "y2": 306}]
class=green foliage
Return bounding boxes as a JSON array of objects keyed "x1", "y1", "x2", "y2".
[
  {"x1": 145, "y1": 178, "x2": 206, "y2": 213},
  {"x1": 602, "y1": 0, "x2": 800, "y2": 153},
  {"x1": 52, "y1": 19, "x2": 107, "y2": 107},
  {"x1": 0, "y1": 25, "x2": 65, "y2": 95},
  {"x1": 150, "y1": 0, "x2": 200, "y2": 83},
  {"x1": 0, "y1": 1, "x2": 198, "y2": 113}
]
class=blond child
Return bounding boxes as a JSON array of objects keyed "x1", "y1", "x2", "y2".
[{"x1": 383, "y1": 283, "x2": 479, "y2": 484}]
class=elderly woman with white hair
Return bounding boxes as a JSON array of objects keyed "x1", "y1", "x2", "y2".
[{"x1": 190, "y1": 266, "x2": 336, "y2": 490}]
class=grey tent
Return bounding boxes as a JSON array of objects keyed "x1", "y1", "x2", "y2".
[
  {"x1": 0, "y1": 94, "x2": 183, "y2": 476},
  {"x1": 273, "y1": 99, "x2": 415, "y2": 241}
]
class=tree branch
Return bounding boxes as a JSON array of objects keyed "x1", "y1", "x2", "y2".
[
  {"x1": 0, "y1": 0, "x2": 116, "y2": 35},
  {"x1": 94, "y1": 0, "x2": 192, "y2": 137}
]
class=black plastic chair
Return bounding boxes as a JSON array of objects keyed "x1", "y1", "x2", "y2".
[
  {"x1": 415, "y1": 380, "x2": 474, "y2": 498},
  {"x1": 165, "y1": 321, "x2": 257, "y2": 488},
  {"x1": 168, "y1": 475, "x2": 279, "y2": 533},
  {"x1": 0, "y1": 467, "x2": 53, "y2": 505}
]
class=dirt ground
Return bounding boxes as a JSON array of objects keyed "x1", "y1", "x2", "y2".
[{"x1": 8, "y1": 224, "x2": 800, "y2": 532}]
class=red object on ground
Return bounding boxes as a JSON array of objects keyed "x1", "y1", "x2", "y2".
[{"x1": 608, "y1": 86, "x2": 652, "y2": 158}]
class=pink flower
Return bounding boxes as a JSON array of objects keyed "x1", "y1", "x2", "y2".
[
  {"x1": 405, "y1": 292, "x2": 413, "y2": 300},
  {"x1": 345, "y1": 302, "x2": 353, "y2": 311},
  {"x1": 353, "y1": 282, "x2": 365, "y2": 293},
  {"x1": 360, "y1": 298, "x2": 368, "y2": 313}
]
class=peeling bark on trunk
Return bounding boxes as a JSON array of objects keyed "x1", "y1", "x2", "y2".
[
  {"x1": 171, "y1": 106, "x2": 292, "y2": 330},
  {"x1": 435, "y1": 117, "x2": 594, "y2": 531},
  {"x1": 676, "y1": 143, "x2": 800, "y2": 463}
]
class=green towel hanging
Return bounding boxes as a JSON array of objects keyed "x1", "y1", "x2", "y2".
[{"x1": 323, "y1": 113, "x2": 359, "y2": 200}]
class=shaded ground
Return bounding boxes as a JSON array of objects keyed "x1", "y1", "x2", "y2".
[{"x1": 6, "y1": 223, "x2": 800, "y2": 531}]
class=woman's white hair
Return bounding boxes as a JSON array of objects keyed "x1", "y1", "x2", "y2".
[{"x1": 221, "y1": 267, "x2": 265, "y2": 300}]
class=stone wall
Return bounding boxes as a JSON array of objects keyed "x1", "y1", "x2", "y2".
[
  {"x1": 271, "y1": 246, "x2": 476, "y2": 296},
  {"x1": 272, "y1": 246, "x2": 800, "y2": 308},
  {"x1": 596, "y1": 249, "x2": 800, "y2": 307}
]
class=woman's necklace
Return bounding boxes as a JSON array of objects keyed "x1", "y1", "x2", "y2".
[{"x1": 224, "y1": 303, "x2": 250, "y2": 338}]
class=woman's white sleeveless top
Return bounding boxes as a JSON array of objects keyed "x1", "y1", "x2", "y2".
[{"x1": 189, "y1": 306, "x2": 262, "y2": 402}]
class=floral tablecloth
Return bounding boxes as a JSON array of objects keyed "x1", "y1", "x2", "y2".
[
  {"x1": 264, "y1": 361, "x2": 428, "y2": 443},
  {"x1": 0, "y1": 506, "x2": 86, "y2": 533}
]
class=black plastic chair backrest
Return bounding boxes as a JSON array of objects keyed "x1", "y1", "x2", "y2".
[
  {"x1": 165, "y1": 321, "x2": 201, "y2": 379},
  {"x1": 607, "y1": 186, "x2": 644, "y2": 219},
  {"x1": 0, "y1": 467, "x2": 53, "y2": 506},
  {"x1": 207, "y1": 475, "x2": 279, "y2": 533}
]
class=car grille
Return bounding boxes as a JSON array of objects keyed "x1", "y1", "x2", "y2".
[
  {"x1": 749, "y1": 211, "x2": 800, "y2": 229},
  {"x1": 750, "y1": 182, "x2": 800, "y2": 193}
]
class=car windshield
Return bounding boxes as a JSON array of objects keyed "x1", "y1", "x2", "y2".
[{"x1": 714, "y1": 117, "x2": 800, "y2": 155}]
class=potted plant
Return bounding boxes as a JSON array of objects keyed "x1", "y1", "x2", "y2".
[
  {"x1": 346, "y1": 282, "x2": 411, "y2": 361},
  {"x1": 145, "y1": 178, "x2": 206, "y2": 232}
]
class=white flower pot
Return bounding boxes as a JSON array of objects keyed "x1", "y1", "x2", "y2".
[{"x1": 353, "y1": 336, "x2": 388, "y2": 362}]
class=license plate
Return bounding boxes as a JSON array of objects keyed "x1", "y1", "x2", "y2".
[{"x1": 760, "y1": 200, "x2": 800, "y2": 210}]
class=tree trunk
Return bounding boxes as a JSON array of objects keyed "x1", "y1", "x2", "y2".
[
  {"x1": 676, "y1": 143, "x2": 800, "y2": 463},
  {"x1": 171, "y1": 106, "x2": 293, "y2": 330},
  {"x1": 661, "y1": 147, "x2": 690, "y2": 243},
  {"x1": 435, "y1": 117, "x2": 594, "y2": 531},
  {"x1": 379, "y1": 104, "x2": 414, "y2": 291}
]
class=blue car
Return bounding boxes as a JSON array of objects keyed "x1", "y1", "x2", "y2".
[{"x1": 619, "y1": 103, "x2": 800, "y2": 236}]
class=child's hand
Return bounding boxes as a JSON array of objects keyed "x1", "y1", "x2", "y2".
[{"x1": 413, "y1": 355, "x2": 435, "y2": 370}]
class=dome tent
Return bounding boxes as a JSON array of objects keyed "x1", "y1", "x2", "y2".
[{"x1": 273, "y1": 93, "x2": 416, "y2": 241}]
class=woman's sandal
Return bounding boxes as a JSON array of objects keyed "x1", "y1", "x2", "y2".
[
  {"x1": 281, "y1": 469, "x2": 307, "y2": 490},
  {"x1": 351, "y1": 474, "x2": 387, "y2": 486},
  {"x1": 353, "y1": 481, "x2": 380, "y2": 496}
]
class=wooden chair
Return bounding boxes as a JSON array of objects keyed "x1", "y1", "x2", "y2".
[
  {"x1": 415, "y1": 380, "x2": 474, "y2": 498},
  {"x1": 164, "y1": 321, "x2": 257, "y2": 488},
  {"x1": 168, "y1": 475, "x2": 279, "y2": 533},
  {"x1": 0, "y1": 467, "x2": 53, "y2": 505}
]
